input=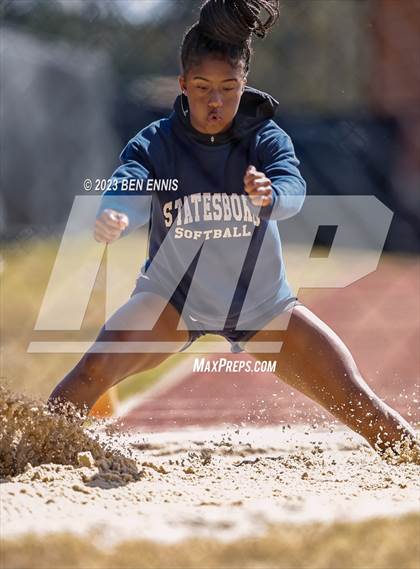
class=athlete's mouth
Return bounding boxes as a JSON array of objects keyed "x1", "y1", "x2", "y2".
[{"x1": 207, "y1": 110, "x2": 222, "y2": 122}]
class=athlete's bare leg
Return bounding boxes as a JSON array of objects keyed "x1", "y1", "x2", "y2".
[
  {"x1": 48, "y1": 293, "x2": 189, "y2": 414},
  {"x1": 246, "y1": 304, "x2": 416, "y2": 453}
]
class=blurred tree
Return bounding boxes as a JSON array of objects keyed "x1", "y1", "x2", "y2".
[
  {"x1": 2, "y1": 0, "x2": 370, "y2": 112},
  {"x1": 1, "y1": 0, "x2": 417, "y2": 249}
]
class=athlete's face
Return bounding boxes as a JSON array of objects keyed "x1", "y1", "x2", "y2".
[{"x1": 179, "y1": 57, "x2": 247, "y2": 135}]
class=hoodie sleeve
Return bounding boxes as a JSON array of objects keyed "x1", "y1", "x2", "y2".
[
  {"x1": 256, "y1": 125, "x2": 306, "y2": 221},
  {"x1": 97, "y1": 135, "x2": 153, "y2": 234}
]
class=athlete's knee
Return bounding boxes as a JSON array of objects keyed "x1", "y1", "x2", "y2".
[
  {"x1": 78, "y1": 352, "x2": 112, "y2": 384},
  {"x1": 81, "y1": 343, "x2": 160, "y2": 382}
]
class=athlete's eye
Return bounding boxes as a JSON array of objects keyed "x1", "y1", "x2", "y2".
[
  {"x1": 223, "y1": 88, "x2": 235, "y2": 92},
  {"x1": 196, "y1": 85, "x2": 208, "y2": 91}
]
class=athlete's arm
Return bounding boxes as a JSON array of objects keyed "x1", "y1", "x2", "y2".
[
  {"x1": 96, "y1": 136, "x2": 153, "y2": 239},
  {"x1": 246, "y1": 126, "x2": 306, "y2": 221}
]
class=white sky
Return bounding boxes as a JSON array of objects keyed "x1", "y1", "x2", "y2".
[
  {"x1": 55, "y1": 0, "x2": 171, "y2": 23},
  {"x1": 115, "y1": 0, "x2": 171, "y2": 22}
]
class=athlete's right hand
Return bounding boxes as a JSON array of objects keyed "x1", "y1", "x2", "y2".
[{"x1": 94, "y1": 209, "x2": 129, "y2": 243}]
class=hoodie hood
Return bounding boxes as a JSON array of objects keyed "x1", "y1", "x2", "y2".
[{"x1": 172, "y1": 86, "x2": 279, "y2": 146}]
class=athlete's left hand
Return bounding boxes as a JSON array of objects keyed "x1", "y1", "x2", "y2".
[{"x1": 244, "y1": 165, "x2": 273, "y2": 207}]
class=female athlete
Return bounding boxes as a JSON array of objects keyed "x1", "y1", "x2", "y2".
[{"x1": 49, "y1": 0, "x2": 415, "y2": 455}]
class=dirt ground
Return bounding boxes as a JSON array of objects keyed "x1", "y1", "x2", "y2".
[
  {"x1": 2, "y1": 424, "x2": 419, "y2": 545},
  {"x1": 1, "y1": 383, "x2": 419, "y2": 564}
]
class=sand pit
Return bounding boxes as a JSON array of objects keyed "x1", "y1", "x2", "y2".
[
  {"x1": 0, "y1": 386, "x2": 140, "y2": 481},
  {"x1": 1, "y1": 387, "x2": 419, "y2": 568}
]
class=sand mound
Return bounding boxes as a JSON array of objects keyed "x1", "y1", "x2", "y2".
[{"x1": 0, "y1": 386, "x2": 140, "y2": 481}]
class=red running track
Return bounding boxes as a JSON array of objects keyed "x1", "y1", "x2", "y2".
[{"x1": 121, "y1": 256, "x2": 419, "y2": 431}]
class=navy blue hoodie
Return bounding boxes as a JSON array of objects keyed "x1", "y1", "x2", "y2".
[{"x1": 99, "y1": 87, "x2": 306, "y2": 330}]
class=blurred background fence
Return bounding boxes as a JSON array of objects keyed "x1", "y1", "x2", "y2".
[{"x1": 1, "y1": 0, "x2": 419, "y2": 250}]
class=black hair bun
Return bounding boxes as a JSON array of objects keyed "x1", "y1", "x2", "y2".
[{"x1": 198, "y1": 0, "x2": 280, "y2": 46}]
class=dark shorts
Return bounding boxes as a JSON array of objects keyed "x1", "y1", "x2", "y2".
[
  {"x1": 131, "y1": 277, "x2": 301, "y2": 354},
  {"x1": 178, "y1": 296, "x2": 301, "y2": 353}
]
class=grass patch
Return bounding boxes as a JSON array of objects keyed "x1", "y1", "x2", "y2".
[
  {"x1": 1, "y1": 514, "x2": 419, "y2": 569},
  {"x1": 1, "y1": 236, "x2": 187, "y2": 401}
]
